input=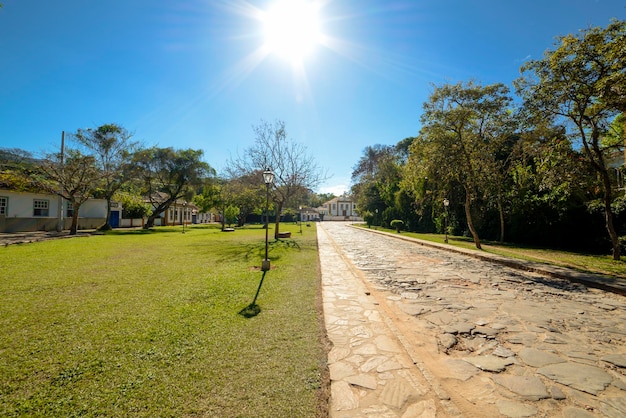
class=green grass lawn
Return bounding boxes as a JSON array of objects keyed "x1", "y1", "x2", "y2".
[
  {"x1": 0, "y1": 223, "x2": 328, "y2": 417},
  {"x1": 359, "y1": 225, "x2": 626, "y2": 278}
]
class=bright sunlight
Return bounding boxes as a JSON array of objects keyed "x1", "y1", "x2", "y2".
[{"x1": 262, "y1": 0, "x2": 323, "y2": 63}]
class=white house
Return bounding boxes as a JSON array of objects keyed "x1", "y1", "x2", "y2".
[
  {"x1": 0, "y1": 189, "x2": 107, "y2": 233},
  {"x1": 320, "y1": 196, "x2": 362, "y2": 221}
]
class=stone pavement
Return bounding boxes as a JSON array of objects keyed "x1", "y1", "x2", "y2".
[
  {"x1": 0, "y1": 230, "x2": 97, "y2": 246},
  {"x1": 318, "y1": 222, "x2": 452, "y2": 417},
  {"x1": 363, "y1": 228, "x2": 626, "y2": 298},
  {"x1": 318, "y1": 222, "x2": 626, "y2": 417}
]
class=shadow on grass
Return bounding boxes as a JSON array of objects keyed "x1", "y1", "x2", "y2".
[
  {"x1": 106, "y1": 224, "x2": 224, "y2": 236},
  {"x1": 238, "y1": 303, "x2": 261, "y2": 318},
  {"x1": 213, "y1": 238, "x2": 301, "y2": 264},
  {"x1": 238, "y1": 270, "x2": 268, "y2": 318}
]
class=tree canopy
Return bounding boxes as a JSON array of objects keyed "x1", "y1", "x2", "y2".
[
  {"x1": 133, "y1": 147, "x2": 213, "y2": 228},
  {"x1": 229, "y1": 120, "x2": 326, "y2": 239},
  {"x1": 515, "y1": 19, "x2": 626, "y2": 259},
  {"x1": 73, "y1": 123, "x2": 138, "y2": 230},
  {"x1": 350, "y1": 19, "x2": 626, "y2": 258}
]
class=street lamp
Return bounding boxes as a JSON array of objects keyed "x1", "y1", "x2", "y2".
[
  {"x1": 375, "y1": 208, "x2": 379, "y2": 229},
  {"x1": 299, "y1": 206, "x2": 303, "y2": 234},
  {"x1": 182, "y1": 201, "x2": 187, "y2": 234},
  {"x1": 443, "y1": 198, "x2": 449, "y2": 243},
  {"x1": 262, "y1": 168, "x2": 275, "y2": 271}
]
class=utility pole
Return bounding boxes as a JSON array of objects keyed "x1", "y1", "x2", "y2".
[{"x1": 56, "y1": 131, "x2": 65, "y2": 232}]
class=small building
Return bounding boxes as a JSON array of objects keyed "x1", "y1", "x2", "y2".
[
  {"x1": 321, "y1": 196, "x2": 362, "y2": 221},
  {"x1": 124, "y1": 192, "x2": 215, "y2": 228},
  {"x1": 0, "y1": 189, "x2": 107, "y2": 233},
  {"x1": 163, "y1": 200, "x2": 198, "y2": 226},
  {"x1": 299, "y1": 207, "x2": 319, "y2": 222}
]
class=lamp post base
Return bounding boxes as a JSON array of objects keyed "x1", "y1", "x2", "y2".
[{"x1": 261, "y1": 259, "x2": 271, "y2": 271}]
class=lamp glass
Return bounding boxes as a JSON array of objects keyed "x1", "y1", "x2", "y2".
[{"x1": 263, "y1": 168, "x2": 275, "y2": 185}]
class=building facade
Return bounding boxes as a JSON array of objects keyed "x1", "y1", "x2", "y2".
[
  {"x1": 321, "y1": 196, "x2": 362, "y2": 221},
  {"x1": 0, "y1": 189, "x2": 107, "y2": 233}
]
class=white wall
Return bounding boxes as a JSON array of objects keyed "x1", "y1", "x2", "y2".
[
  {"x1": 80, "y1": 199, "x2": 107, "y2": 218},
  {"x1": 1, "y1": 190, "x2": 61, "y2": 217},
  {"x1": 0, "y1": 189, "x2": 107, "y2": 232}
]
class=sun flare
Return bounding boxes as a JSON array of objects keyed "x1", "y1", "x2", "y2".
[{"x1": 262, "y1": 0, "x2": 323, "y2": 63}]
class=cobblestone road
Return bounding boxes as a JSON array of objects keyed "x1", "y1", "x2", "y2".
[{"x1": 322, "y1": 222, "x2": 626, "y2": 417}]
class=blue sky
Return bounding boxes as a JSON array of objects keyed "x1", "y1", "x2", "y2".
[{"x1": 1, "y1": 1, "x2": 624, "y2": 195}]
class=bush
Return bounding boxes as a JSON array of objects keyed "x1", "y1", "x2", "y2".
[
  {"x1": 224, "y1": 205, "x2": 239, "y2": 228},
  {"x1": 390, "y1": 219, "x2": 404, "y2": 233}
]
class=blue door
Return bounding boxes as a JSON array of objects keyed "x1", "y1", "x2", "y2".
[{"x1": 110, "y1": 211, "x2": 120, "y2": 228}]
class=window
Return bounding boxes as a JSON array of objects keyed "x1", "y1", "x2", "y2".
[
  {"x1": 66, "y1": 202, "x2": 74, "y2": 218},
  {"x1": 0, "y1": 196, "x2": 7, "y2": 215},
  {"x1": 33, "y1": 199, "x2": 49, "y2": 217}
]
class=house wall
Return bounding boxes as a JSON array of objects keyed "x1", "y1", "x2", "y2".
[
  {"x1": 320, "y1": 197, "x2": 362, "y2": 221},
  {"x1": 0, "y1": 190, "x2": 106, "y2": 233},
  {"x1": 326, "y1": 200, "x2": 357, "y2": 216}
]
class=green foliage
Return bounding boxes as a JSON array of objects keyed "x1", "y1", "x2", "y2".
[
  {"x1": 73, "y1": 123, "x2": 138, "y2": 228},
  {"x1": 223, "y1": 205, "x2": 239, "y2": 227},
  {"x1": 307, "y1": 192, "x2": 335, "y2": 208},
  {"x1": 348, "y1": 20, "x2": 626, "y2": 257},
  {"x1": 115, "y1": 191, "x2": 152, "y2": 218},
  {"x1": 193, "y1": 181, "x2": 222, "y2": 213},
  {"x1": 133, "y1": 147, "x2": 213, "y2": 228},
  {"x1": 515, "y1": 19, "x2": 626, "y2": 259},
  {"x1": 390, "y1": 219, "x2": 404, "y2": 232},
  {"x1": 406, "y1": 81, "x2": 514, "y2": 249}
]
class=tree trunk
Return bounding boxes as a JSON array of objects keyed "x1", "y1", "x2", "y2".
[
  {"x1": 144, "y1": 213, "x2": 157, "y2": 229},
  {"x1": 274, "y1": 201, "x2": 283, "y2": 239},
  {"x1": 70, "y1": 203, "x2": 80, "y2": 235},
  {"x1": 497, "y1": 191, "x2": 505, "y2": 243},
  {"x1": 100, "y1": 196, "x2": 113, "y2": 230},
  {"x1": 464, "y1": 189, "x2": 482, "y2": 250},
  {"x1": 601, "y1": 170, "x2": 620, "y2": 260}
]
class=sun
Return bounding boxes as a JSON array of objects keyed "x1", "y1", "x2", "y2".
[{"x1": 261, "y1": 0, "x2": 323, "y2": 64}]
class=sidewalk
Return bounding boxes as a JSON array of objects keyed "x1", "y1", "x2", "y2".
[
  {"x1": 0, "y1": 230, "x2": 97, "y2": 246},
  {"x1": 317, "y1": 223, "x2": 455, "y2": 417}
]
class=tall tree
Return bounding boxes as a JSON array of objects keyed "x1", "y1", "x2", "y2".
[
  {"x1": 351, "y1": 144, "x2": 400, "y2": 226},
  {"x1": 226, "y1": 172, "x2": 266, "y2": 227},
  {"x1": 406, "y1": 81, "x2": 514, "y2": 249},
  {"x1": 193, "y1": 177, "x2": 222, "y2": 215},
  {"x1": 515, "y1": 19, "x2": 626, "y2": 259},
  {"x1": 73, "y1": 123, "x2": 138, "y2": 230},
  {"x1": 133, "y1": 147, "x2": 213, "y2": 228},
  {"x1": 351, "y1": 144, "x2": 394, "y2": 184},
  {"x1": 228, "y1": 120, "x2": 325, "y2": 239},
  {"x1": 32, "y1": 149, "x2": 102, "y2": 235}
]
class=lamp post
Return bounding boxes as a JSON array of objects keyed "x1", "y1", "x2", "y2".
[
  {"x1": 443, "y1": 198, "x2": 449, "y2": 243},
  {"x1": 375, "y1": 208, "x2": 378, "y2": 229},
  {"x1": 299, "y1": 206, "x2": 303, "y2": 234},
  {"x1": 182, "y1": 201, "x2": 187, "y2": 234},
  {"x1": 262, "y1": 168, "x2": 275, "y2": 271}
]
